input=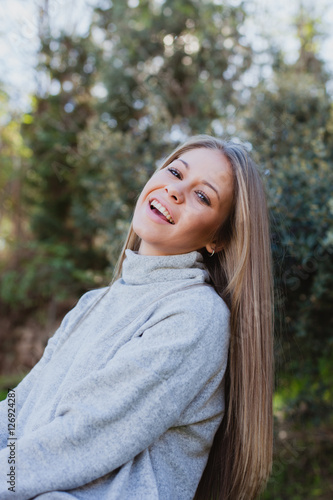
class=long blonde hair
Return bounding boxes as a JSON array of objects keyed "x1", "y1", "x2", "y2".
[{"x1": 111, "y1": 135, "x2": 274, "y2": 499}]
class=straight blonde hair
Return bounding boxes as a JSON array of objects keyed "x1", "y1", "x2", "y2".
[{"x1": 111, "y1": 135, "x2": 274, "y2": 499}]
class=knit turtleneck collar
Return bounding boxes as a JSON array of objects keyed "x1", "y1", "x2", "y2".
[{"x1": 121, "y1": 249, "x2": 210, "y2": 286}]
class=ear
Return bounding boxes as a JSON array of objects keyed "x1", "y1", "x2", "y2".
[{"x1": 205, "y1": 241, "x2": 224, "y2": 254}]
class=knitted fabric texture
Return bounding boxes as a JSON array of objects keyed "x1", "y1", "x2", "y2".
[{"x1": 0, "y1": 249, "x2": 230, "y2": 499}]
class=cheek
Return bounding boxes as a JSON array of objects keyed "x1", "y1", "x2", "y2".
[
  {"x1": 134, "y1": 179, "x2": 157, "y2": 220},
  {"x1": 139, "y1": 178, "x2": 158, "y2": 200},
  {"x1": 136, "y1": 185, "x2": 151, "y2": 208},
  {"x1": 199, "y1": 214, "x2": 222, "y2": 238}
]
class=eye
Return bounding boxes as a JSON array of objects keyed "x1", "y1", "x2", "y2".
[
  {"x1": 166, "y1": 167, "x2": 211, "y2": 206},
  {"x1": 196, "y1": 191, "x2": 211, "y2": 205},
  {"x1": 167, "y1": 167, "x2": 181, "y2": 178}
]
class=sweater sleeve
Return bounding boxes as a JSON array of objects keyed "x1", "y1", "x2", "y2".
[
  {"x1": 0, "y1": 291, "x2": 230, "y2": 499},
  {"x1": 0, "y1": 288, "x2": 108, "y2": 451}
]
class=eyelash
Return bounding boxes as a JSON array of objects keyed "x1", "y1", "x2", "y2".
[{"x1": 167, "y1": 167, "x2": 211, "y2": 206}]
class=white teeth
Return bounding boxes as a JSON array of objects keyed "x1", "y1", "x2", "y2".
[{"x1": 151, "y1": 199, "x2": 175, "y2": 224}]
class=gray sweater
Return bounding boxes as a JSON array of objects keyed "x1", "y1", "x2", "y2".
[{"x1": 0, "y1": 249, "x2": 230, "y2": 499}]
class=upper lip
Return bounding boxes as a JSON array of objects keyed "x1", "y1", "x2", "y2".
[{"x1": 148, "y1": 196, "x2": 175, "y2": 223}]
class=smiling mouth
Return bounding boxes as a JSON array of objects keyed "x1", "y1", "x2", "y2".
[{"x1": 149, "y1": 200, "x2": 175, "y2": 224}]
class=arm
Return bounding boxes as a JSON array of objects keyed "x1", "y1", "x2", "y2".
[
  {"x1": 0, "y1": 292, "x2": 230, "y2": 499},
  {"x1": 0, "y1": 288, "x2": 107, "y2": 451}
]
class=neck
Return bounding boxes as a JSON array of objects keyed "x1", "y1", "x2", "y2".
[
  {"x1": 120, "y1": 248, "x2": 210, "y2": 286},
  {"x1": 138, "y1": 240, "x2": 201, "y2": 257}
]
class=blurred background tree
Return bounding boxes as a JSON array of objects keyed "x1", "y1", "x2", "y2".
[
  {"x1": 0, "y1": 0, "x2": 332, "y2": 497},
  {"x1": 244, "y1": 9, "x2": 333, "y2": 498}
]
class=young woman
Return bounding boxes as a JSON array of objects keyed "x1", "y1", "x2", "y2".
[{"x1": 0, "y1": 135, "x2": 274, "y2": 499}]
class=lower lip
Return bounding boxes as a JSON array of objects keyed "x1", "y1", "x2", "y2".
[{"x1": 145, "y1": 201, "x2": 173, "y2": 225}]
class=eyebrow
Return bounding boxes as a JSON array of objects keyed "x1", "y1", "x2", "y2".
[{"x1": 177, "y1": 158, "x2": 221, "y2": 201}]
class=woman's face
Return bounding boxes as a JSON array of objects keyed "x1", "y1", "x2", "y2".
[{"x1": 132, "y1": 147, "x2": 234, "y2": 256}]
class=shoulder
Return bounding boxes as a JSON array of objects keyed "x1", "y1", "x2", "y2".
[
  {"x1": 151, "y1": 283, "x2": 230, "y2": 352},
  {"x1": 165, "y1": 283, "x2": 230, "y2": 325},
  {"x1": 60, "y1": 286, "x2": 110, "y2": 331},
  {"x1": 75, "y1": 286, "x2": 109, "y2": 308},
  {"x1": 182, "y1": 284, "x2": 230, "y2": 341}
]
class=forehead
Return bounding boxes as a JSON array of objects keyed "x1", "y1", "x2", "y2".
[{"x1": 177, "y1": 147, "x2": 233, "y2": 185}]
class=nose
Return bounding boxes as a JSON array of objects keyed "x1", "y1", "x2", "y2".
[{"x1": 164, "y1": 184, "x2": 184, "y2": 203}]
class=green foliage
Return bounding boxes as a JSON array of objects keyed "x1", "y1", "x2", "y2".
[
  {"x1": 21, "y1": 32, "x2": 108, "y2": 279},
  {"x1": 262, "y1": 423, "x2": 333, "y2": 499},
  {"x1": 0, "y1": 241, "x2": 102, "y2": 312},
  {"x1": 0, "y1": 88, "x2": 33, "y2": 252},
  {"x1": 244, "y1": 37, "x2": 333, "y2": 435},
  {"x1": 94, "y1": 0, "x2": 252, "y2": 132},
  {"x1": 4, "y1": 30, "x2": 111, "y2": 314}
]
